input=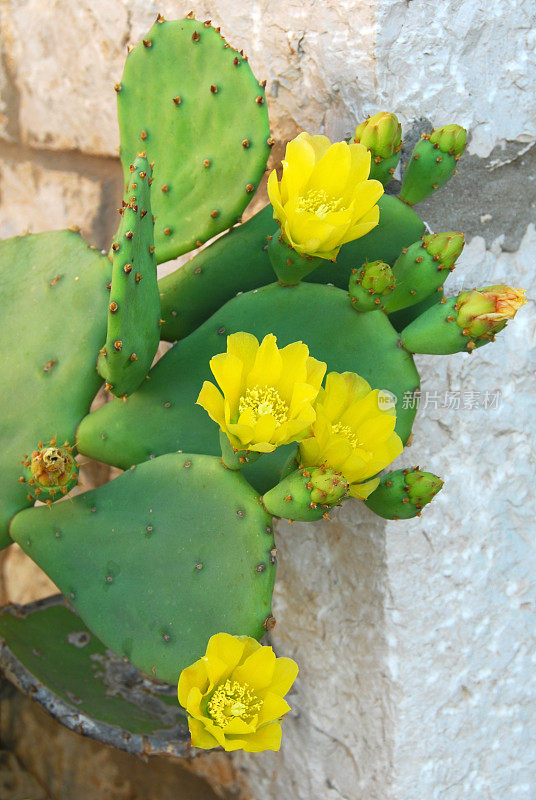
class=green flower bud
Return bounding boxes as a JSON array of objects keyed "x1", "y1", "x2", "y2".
[
  {"x1": 354, "y1": 112, "x2": 402, "y2": 159},
  {"x1": 364, "y1": 467, "x2": 443, "y2": 519},
  {"x1": 429, "y1": 124, "x2": 467, "y2": 157},
  {"x1": 422, "y1": 232, "x2": 465, "y2": 271},
  {"x1": 404, "y1": 470, "x2": 443, "y2": 508},
  {"x1": 309, "y1": 467, "x2": 349, "y2": 506},
  {"x1": 349, "y1": 260, "x2": 395, "y2": 312}
]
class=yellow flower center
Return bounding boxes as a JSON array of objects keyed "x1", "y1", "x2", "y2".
[
  {"x1": 296, "y1": 189, "x2": 346, "y2": 218},
  {"x1": 207, "y1": 679, "x2": 262, "y2": 728},
  {"x1": 239, "y1": 385, "x2": 289, "y2": 424},
  {"x1": 331, "y1": 422, "x2": 361, "y2": 449}
]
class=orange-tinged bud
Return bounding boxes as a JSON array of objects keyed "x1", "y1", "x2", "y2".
[{"x1": 457, "y1": 285, "x2": 526, "y2": 338}]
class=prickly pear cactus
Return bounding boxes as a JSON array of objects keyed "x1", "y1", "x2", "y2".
[
  {"x1": 117, "y1": 14, "x2": 271, "y2": 263},
  {"x1": 0, "y1": 12, "x2": 527, "y2": 756},
  {"x1": 0, "y1": 230, "x2": 110, "y2": 550},
  {"x1": 98, "y1": 154, "x2": 160, "y2": 398},
  {"x1": 10, "y1": 453, "x2": 275, "y2": 684}
]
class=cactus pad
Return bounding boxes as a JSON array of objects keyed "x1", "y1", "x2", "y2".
[
  {"x1": 77, "y1": 282, "x2": 420, "y2": 492},
  {"x1": 0, "y1": 231, "x2": 110, "y2": 549},
  {"x1": 118, "y1": 16, "x2": 271, "y2": 263},
  {"x1": 9, "y1": 453, "x2": 276, "y2": 684},
  {"x1": 0, "y1": 596, "x2": 191, "y2": 756},
  {"x1": 98, "y1": 155, "x2": 160, "y2": 398},
  {"x1": 159, "y1": 195, "x2": 425, "y2": 342}
]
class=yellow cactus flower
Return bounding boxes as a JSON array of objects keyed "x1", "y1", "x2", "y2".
[
  {"x1": 197, "y1": 332, "x2": 326, "y2": 453},
  {"x1": 178, "y1": 632, "x2": 299, "y2": 752},
  {"x1": 267, "y1": 132, "x2": 384, "y2": 260},
  {"x1": 298, "y1": 371, "x2": 403, "y2": 499}
]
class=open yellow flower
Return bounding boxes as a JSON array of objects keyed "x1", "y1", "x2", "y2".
[
  {"x1": 267, "y1": 132, "x2": 384, "y2": 260},
  {"x1": 197, "y1": 332, "x2": 326, "y2": 453},
  {"x1": 298, "y1": 371, "x2": 403, "y2": 499},
  {"x1": 178, "y1": 632, "x2": 299, "y2": 752}
]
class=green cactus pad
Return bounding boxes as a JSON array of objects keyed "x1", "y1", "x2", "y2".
[
  {"x1": 159, "y1": 195, "x2": 425, "y2": 342},
  {"x1": 0, "y1": 230, "x2": 110, "y2": 550},
  {"x1": 400, "y1": 296, "x2": 485, "y2": 354},
  {"x1": 364, "y1": 467, "x2": 443, "y2": 519},
  {"x1": 9, "y1": 453, "x2": 275, "y2": 685},
  {"x1": 0, "y1": 596, "x2": 191, "y2": 756},
  {"x1": 388, "y1": 289, "x2": 444, "y2": 333},
  {"x1": 267, "y1": 232, "x2": 323, "y2": 285},
  {"x1": 399, "y1": 126, "x2": 466, "y2": 206},
  {"x1": 77, "y1": 282, "x2": 419, "y2": 493},
  {"x1": 98, "y1": 155, "x2": 160, "y2": 398},
  {"x1": 118, "y1": 16, "x2": 271, "y2": 263}
]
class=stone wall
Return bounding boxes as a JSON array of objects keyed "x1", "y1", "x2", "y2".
[{"x1": 1, "y1": 2, "x2": 535, "y2": 799}]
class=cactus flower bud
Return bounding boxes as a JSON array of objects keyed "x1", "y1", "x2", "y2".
[
  {"x1": 400, "y1": 284, "x2": 526, "y2": 354},
  {"x1": 456, "y1": 285, "x2": 526, "y2": 339},
  {"x1": 262, "y1": 465, "x2": 350, "y2": 522},
  {"x1": 364, "y1": 467, "x2": 443, "y2": 520},
  {"x1": 422, "y1": 231, "x2": 465, "y2": 271},
  {"x1": 349, "y1": 260, "x2": 395, "y2": 312},
  {"x1": 354, "y1": 112, "x2": 402, "y2": 186},
  {"x1": 22, "y1": 440, "x2": 78, "y2": 505},
  {"x1": 309, "y1": 467, "x2": 349, "y2": 506},
  {"x1": 429, "y1": 124, "x2": 467, "y2": 157},
  {"x1": 354, "y1": 112, "x2": 402, "y2": 160}
]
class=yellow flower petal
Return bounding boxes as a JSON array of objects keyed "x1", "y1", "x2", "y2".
[
  {"x1": 267, "y1": 169, "x2": 285, "y2": 222},
  {"x1": 306, "y1": 357, "x2": 327, "y2": 392},
  {"x1": 227, "y1": 332, "x2": 259, "y2": 383},
  {"x1": 253, "y1": 414, "x2": 277, "y2": 444},
  {"x1": 282, "y1": 135, "x2": 316, "y2": 199},
  {"x1": 223, "y1": 717, "x2": 257, "y2": 736},
  {"x1": 232, "y1": 645, "x2": 276, "y2": 690},
  {"x1": 278, "y1": 341, "x2": 309, "y2": 400},
  {"x1": 196, "y1": 381, "x2": 225, "y2": 427},
  {"x1": 305, "y1": 141, "x2": 351, "y2": 197},
  {"x1": 247, "y1": 333, "x2": 283, "y2": 387},
  {"x1": 188, "y1": 717, "x2": 222, "y2": 750},
  {"x1": 268, "y1": 656, "x2": 299, "y2": 697},
  {"x1": 349, "y1": 476, "x2": 380, "y2": 499},
  {"x1": 308, "y1": 133, "x2": 332, "y2": 159},
  {"x1": 340, "y1": 205, "x2": 381, "y2": 246},
  {"x1": 178, "y1": 659, "x2": 209, "y2": 708},
  {"x1": 206, "y1": 632, "x2": 247, "y2": 676},
  {"x1": 209, "y1": 353, "x2": 244, "y2": 417},
  {"x1": 186, "y1": 686, "x2": 205, "y2": 719},
  {"x1": 345, "y1": 143, "x2": 372, "y2": 191},
  {"x1": 257, "y1": 691, "x2": 291, "y2": 726},
  {"x1": 288, "y1": 382, "x2": 318, "y2": 418},
  {"x1": 233, "y1": 722, "x2": 283, "y2": 753}
]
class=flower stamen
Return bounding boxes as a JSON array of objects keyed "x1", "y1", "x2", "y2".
[
  {"x1": 296, "y1": 189, "x2": 346, "y2": 218},
  {"x1": 331, "y1": 421, "x2": 361, "y2": 449},
  {"x1": 239, "y1": 385, "x2": 289, "y2": 424},
  {"x1": 207, "y1": 679, "x2": 262, "y2": 728}
]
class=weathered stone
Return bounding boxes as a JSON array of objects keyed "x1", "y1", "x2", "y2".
[
  {"x1": 0, "y1": 156, "x2": 119, "y2": 248},
  {"x1": 0, "y1": 748, "x2": 50, "y2": 800},
  {"x1": 0, "y1": 684, "x2": 226, "y2": 800}
]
